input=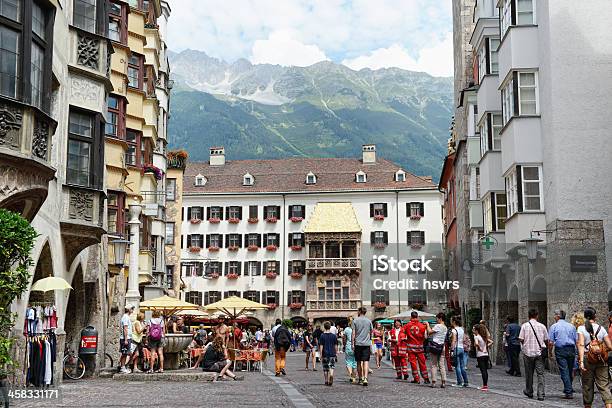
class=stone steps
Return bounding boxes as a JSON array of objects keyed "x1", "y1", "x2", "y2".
[{"x1": 112, "y1": 369, "x2": 216, "y2": 382}]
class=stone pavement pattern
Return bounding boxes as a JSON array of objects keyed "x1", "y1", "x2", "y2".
[{"x1": 11, "y1": 352, "x2": 605, "y2": 407}]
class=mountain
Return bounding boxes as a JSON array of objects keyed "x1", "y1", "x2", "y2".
[{"x1": 167, "y1": 50, "x2": 453, "y2": 180}]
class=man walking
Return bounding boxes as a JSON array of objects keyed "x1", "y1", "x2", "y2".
[
  {"x1": 519, "y1": 309, "x2": 549, "y2": 401},
  {"x1": 119, "y1": 304, "x2": 134, "y2": 374},
  {"x1": 548, "y1": 310, "x2": 577, "y2": 399},
  {"x1": 319, "y1": 321, "x2": 338, "y2": 386},
  {"x1": 505, "y1": 316, "x2": 522, "y2": 376},
  {"x1": 402, "y1": 311, "x2": 430, "y2": 384},
  {"x1": 273, "y1": 319, "x2": 291, "y2": 376},
  {"x1": 351, "y1": 306, "x2": 373, "y2": 386}
]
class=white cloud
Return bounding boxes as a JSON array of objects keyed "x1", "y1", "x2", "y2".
[
  {"x1": 250, "y1": 30, "x2": 329, "y2": 67},
  {"x1": 342, "y1": 33, "x2": 453, "y2": 77}
]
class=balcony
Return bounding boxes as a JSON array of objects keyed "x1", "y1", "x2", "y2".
[
  {"x1": 306, "y1": 258, "x2": 361, "y2": 271},
  {"x1": 476, "y1": 75, "x2": 501, "y2": 122},
  {"x1": 141, "y1": 190, "x2": 166, "y2": 219},
  {"x1": 479, "y1": 151, "x2": 504, "y2": 195},
  {"x1": 306, "y1": 299, "x2": 362, "y2": 311}
]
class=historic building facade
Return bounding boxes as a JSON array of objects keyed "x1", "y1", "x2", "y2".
[{"x1": 180, "y1": 146, "x2": 443, "y2": 327}]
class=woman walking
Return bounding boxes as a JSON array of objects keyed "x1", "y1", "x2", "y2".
[
  {"x1": 577, "y1": 307, "x2": 612, "y2": 408},
  {"x1": 147, "y1": 310, "x2": 165, "y2": 373},
  {"x1": 473, "y1": 324, "x2": 490, "y2": 391},
  {"x1": 372, "y1": 322, "x2": 384, "y2": 369},
  {"x1": 343, "y1": 316, "x2": 357, "y2": 383},
  {"x1": 450, "y1": 316, "x2": 468, "y2": 387},
  {"x1": 304, "y1": 323, "x2": 316, "y2": 370},
  {"x1": 427, "y1": 312, "x2": 448, "y2": 388}
]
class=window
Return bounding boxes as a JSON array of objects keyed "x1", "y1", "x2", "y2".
[
  {"x1": 206, "y1": 261, "x2": 221, "y2": 276},
  {"x1": 480, "y1": 113, "x2": 503, "y2": 153},
  {"x1": 204, "y1": 291, "x2": 222, "y2": 305},
  {"x1": 265, "y1": 261, "x2": 278, "y2": 274},
  {"x1": 371, "y1": 290, "x2": 389, "y2": 305},
  {"x1": 248, "y1": 205, "x2": 258, "y2": 219},
  {"x1": 289, "y1": 205, "x2": 304, "y2": 219},
  {"x1": 501, "y1": 0, "x2": 535, "y2": 37},
  {"x1": 407, "y1": 290, "x2": 426, "y2": 304},
  {"x1": 195, "y1": 175, "x2": 206, "y2": 186},
  {"x1": 478, "y1": 38, "x2": 499, "y2": 83},
  {"x1": 206, "y1": 234, "x2": 221, "y2": 248},
  {"x1": 105, "y1": 95, "x2": 125, "y2": 138},
  {"x1": 246, "y1": 261, "x2": 260, "y2": 276},
  {"x1": 226, "y1": 206, "x2": 242, "y2": 220},
  {"x1": 371, "y1": 231, "x2": 387, "y2": 246},
  {"x1": 73, "y1": 0, "x2": 97, "y2": 32},
  {"x1": 264, "y1": 233, "x2": 279, "y2": 247},
  {"x1": 265, "y1": 291, "x2": 279, "y2": 305},
  {"x1": 165, "y1": 265, "x2": 173, "y2": 288},
  {"x1": 505, "y1": 165, "x2": 543, "y2": 216},
  {"x1": 407, "y1": 231, "x2": 425, "y2": 246},
  {"x1": 407, "y1": 202, "x2": 424, "y2": 218},
  {"x1": 496, "y1": 193, "x2": 507, "y2": 230},
  {"x1": 370, "y1": 203, "x2": 387, "y2": 218},
  {"x1": 356, "y1": 171, "x2": 366, "y2": 183},
  {"x1": 226, "y1": 234, "x2": 241, "y2": 248},
  {"x1": 127, "y1": 54, "x2": 143, "y2": 89},
  {"x1": 0, "y1": 0, "x2": 21, "y2": 22},
  {"x1": 289, "y1": 260, "x2": 304, "y2": 274},
  {"x1": 30, "y1": 41, "x2": 43, "y2": 108},
  {"x1": 246, "y1": 233, "x2": 260, "y2": 247},
  {"x1": 67, "y1": 110, "x2": 95, "y2": 186},
  {"x1": 107, "y1": 191, "x2": 125, "y2": 236},
  {"x1": 108, "y1": 1, "x2": 127, "y2": 44},
  {"x1": 226, "y1": 261, "x2": 240, "y2": 276},
  {"x1": 243, "y1": 173, "x2": 254, "y2": 186},
  {"x1": 264, "y1": 205, "x2": 279, "y2": 219},
  {"x1": 244, "y1": 291, "x2": 260, "y2": 303},
  {"x1": 165, "y1": 223, "x2": 174, "y2": 245},
  {"x1": 0, "y1": 25, "x2": 19, "y2": 99},
  {"x1": 125, "y1": 129, "x2": 140, "y2": 166},
  {"x1": 490, "y1": 38, "x2": 500, "y2": 74},
  {"x1": 290, "y1": 291, "x2": 305, "y2": 305},
  {"x1": 306, "y1": 172, "x2": 316, "y2": 184},
  {"x1": 395, "y1": 170, "x2": 406, "y2": 182},
  {"x1": 501, "y1": 71, "x2": 538, "y2": 124},
  {"x1": 320, "y1": 280, "x2": 349, "y2": 301},
  {"x1": 188, "y1": 206, "x2": 203, "y2": 221},
  {"x1": 224, "y1": 291, "x2": 240, "y2": 299},
  {"x1": 288, "y1": 233, "x2": 304, "y2": 247},
  {"x1": 505, "y1": 169, "x2": 518, "y2": 216},
  {"x1": 501, "y1": 78, "x2": 514, "y2": 124},
  {"x1": 166, "y1": 179, "x2": 176, "y2": 201},
  {"x1": 186, "y1": 291, "x2": 202, "y2": 306},
  {"x1": 188, "y1": 234, "x2": 203, "y2": 248},
  {"x1": 208, "y1": 206, "x2": 222, "y2": 220}
]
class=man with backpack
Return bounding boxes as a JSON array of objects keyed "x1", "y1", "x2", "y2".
[
  {"x1": 518, "y1": 309, "x2": 549, "y2": 401},
  {"x1": 273, "y1": 319, "x2": 291, "y2": 376},
  {"x1": 577, "y1": 307, "x2": 612, "y2": 408}
]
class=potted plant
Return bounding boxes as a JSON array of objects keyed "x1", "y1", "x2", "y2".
[
  {"x1": 142, "y1": 164, "x2": 163, "y2": 180},
  {"x1": 410, "y1": 214, "x2": 422, "y2": 220},
  {"x1": 209, "y1": 272, "x2": 220, "y2": 279},
  {"x1": 247, "y1": 245, "x2": 259, "y2": 252},
  {"x1": 410, "y1": 303, "x2": 424, "y2": 311},
  {"x1": 290, "y1": 272, "x2": 303, "y2": 279},
  {"x1": 267, "y1": 303, "x2": 277, "y2": 310},
  {"x1": 247, "y1": 217, "x2": 259, "y2": 224},
  {"x1": 189, "y1": 246, "x2": 201, "y2": 253},
  {"x1": 265, "y1": 271, "x2": 277, "y2": 279},
  {"x1": 373, "y1": 301, "x2": 387, "y2": 311},
  {"x1": 291, "y1": 245, "x2": 302, "y2": 251},
  {"x1": 228, "y1": 217, "x2": 240, "y2": 224},
  {"x1": 266, "y1": 244, "x2": 278, "y2": 252},
  {"x1": 290, "y1": 216, "x2": 303, "y2": 223},
  {"x1": 227, "y1": 273, "x2": 239, "y2": 280},
  {"x1": 208, "y1": 217, "x2": 221, "y2": 224},
  {"x1": 228, "y1": 246, "x2": 239, "y2": 252},
  {"x1": 289, "y1": 303, "x2": 303, "y2": 310},
  {"x1": 265, "y1": 216, "x2": 278, "y2": 223},
  {"x1": 207, "y1": 246, "x2": 219, "y2": 252},
  {"x1": 190, "y1": 218, "x2": 201, "y2": 224},
  {"x1": 373, "y1": 243, "x2": 386, "y2": 249},
  {"x1": 373, "y1": 214, "x2": 385, "y2": 221},
  {"x1": 167, "y1": 149, "x2": 188, "y2": 169}
]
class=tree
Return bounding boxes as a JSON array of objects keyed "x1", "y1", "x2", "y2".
[{"x1": 0, "y1": 209, "x2": 37, "y2": 376}]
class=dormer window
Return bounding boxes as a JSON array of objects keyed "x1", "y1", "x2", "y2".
[
  {"x1": 195, "y1": 174, "x2": 206, "y2": 186},
  {"x1": 306, "y1": 172, "x2": 317, "y2": 185},
  {"x1": 243, "y1": 173, "x2": 254, "y2": 186},
  {"x1": 356, "y1": 171, "x2": 367, "y2": 183},
  {"x1": 395, "y1": 170, "x2": 406, "y2": 182}
]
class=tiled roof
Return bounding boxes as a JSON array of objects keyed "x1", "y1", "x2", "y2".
[
  {"x1": 183, "y1": 157, "x2": 436, "y2": 194},
  {"x1": 304, "y1": 203, "x2": 361, "y2": 233}
]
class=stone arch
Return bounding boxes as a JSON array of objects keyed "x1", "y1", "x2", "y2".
[{"x1": 26, "y1": 241, "x2": 54, "y2": 305}]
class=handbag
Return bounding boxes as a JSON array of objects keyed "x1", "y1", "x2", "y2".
[
  {"x1": 427, "y1": 338, "x2": 444, "y2": 355},
  {"x1": 450, "y1": 329, "x2": 459, "y2": 367},
  {"x1": 528, "y1": 321, "x2": 548, "y2": 361}
]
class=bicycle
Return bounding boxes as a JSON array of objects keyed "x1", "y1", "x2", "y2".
[{"x1": 63, "y1": 338, "x2": 86, "y2": 380}]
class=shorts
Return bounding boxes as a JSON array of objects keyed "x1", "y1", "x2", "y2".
[
  {"x1": 149, "y1": 338, "x2": 162, "y2": 350},
  {"x1": 130, "y1": 341, "x2": 138, "y2": 354},
  {"x1": 203, "y1": 361, "x2": 226, "y2": 373},
  {"x1": 120, "y1": 339, "x2": 132, "y2": 356},
  {"x1": 375, "y1": 343, "x2": 383, "y2": 350},
  {"x1": 304, "y1": 346, "x2": 312, "y2": 353},
  {"x1": 345, "y1": 349, "x2": 357, "y2": 369},
  {"x1": 322, "y1": 356, "x2": 336, "y2": 371},
  {"x1": 354, "y1": 345, "x2": 371, "y2": 362}
]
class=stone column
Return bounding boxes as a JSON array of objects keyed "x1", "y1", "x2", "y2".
[{"x1": 126, "y1": 201, "x2": 142, "y2": 309}]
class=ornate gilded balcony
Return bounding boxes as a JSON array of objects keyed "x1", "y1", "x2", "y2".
[
  {"x1": 306, "y1": 300, "x2": 362, "y2": 311},
  {"x1": 305, "y1": 258, "x2": 361, "y2": 271}
]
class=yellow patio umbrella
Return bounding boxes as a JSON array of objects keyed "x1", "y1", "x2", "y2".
[
  {"x1": 139, "y1": 295, "x2": 201, "y2": 316},
  {"x1": 31, "y1": 277, "x2": 72, "y2": 292},
  {"x1": 175, "y1": 309, "x2": 209, "y2": 318},
  {"x1": 203, "y1": 296, "x2": 268, "y2": 319}
]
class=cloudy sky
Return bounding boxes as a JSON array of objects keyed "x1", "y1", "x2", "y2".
[{"x1": 166, "y1": 0, "x2": 453, "y2": 77}]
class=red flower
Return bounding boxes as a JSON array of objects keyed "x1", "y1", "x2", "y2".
[
  {"x1": 373, "y1": 301, "x2": 387, "y2": 310},
  {"x1": 410, "y1": 243, "x2": 423, "y2": 249},
  {"x1": 208, "y1": 246, "x2": 220, "y2": 252},
  {"x1": 373, "y1": 243, "x2": 386, "y2": 249},
  {"x1": 228, "y1": 217, "x2": 240, "y2": 224},
  {"x1": 373, "y1": 214, "x2": 385, "y2": 221},
  {"x1": 228, "y1": 246, "x2": 239, "y2": 252},
  {"x1": 227, "y1": 273, "x2": 239, "y2": 280},
  {"x1": 189, "y1": 246, "x2": 201, "y2": 253},
  {"x1": 410, "y1": 214, "x2": 422, "y2": 220},
  {"x1": 267, "y1": 303, "x2": 277, "y2": 310},
  {"x1": 247, "y1": 245, "x2": 259, "y2": 251},
  {"x1": 208, "y1": 217, "x2": 221, "y2": 224},
  {"x1": 266, "y1": 245, "x2": 278, "y2": 251},
  {"x1": 209, "y1": 272, "x2": 220, "y2": 279},
  {"x1": 291, "y1": 245, "x2": 302, "y2": 251},
  {"x1": 247, "y1": 217, "x2": 259, "y2": 224},
  {"x1": 265, "y1": 217, "x2": 278, "y2": 223},
  {"x1": 289, "y1": 303, "x2": 303, "y2": 310},
  {"x1": 265, "y1": 272, "x2": 277, "y2": 279},
  {"x1": 290, "y1": 216, "x2": 303, "y2": 223},
  {"x1": 190, "y1": 218, "x2": 201, "y2": 224},
  {"x1": 290, "y1": 272, "x2": 303, "y2": 279}
]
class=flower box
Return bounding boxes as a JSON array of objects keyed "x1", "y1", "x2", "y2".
[
  {"x1": 290, "y1": 216, "x2": 303, "y2": 223},
  {"x1": 265, "y1": 272, "x2": 277, "y2": 279},
  {"x1": 291, "y1": 245, "x2": 303, "y2": 251},
  {"x1": 142, "y1": 164, "x2": 163, "y2": 180},
  {"x1": 373, "y1": 214, "x2": 385, "y2": 221},
  {"x1": 209, "y1": 272, "x2": 220, "y2": 279},
  {"x1": 247, "y1": 217, "x2": 259, "y2": 224},
  {"x1": 247, "y1": 245, "x2": 259, "y2": 252},
  {"x1": 190, "y1": 218, "x2": 201, "y2": 224},
  {"x1": 208, "y1": 246, "x2": 220, "y2": 252},
  {"x1": 227, "y1": 273, "x2": 239, "y2": 280},
  {"x1": 373, "y1": 243, "x2": 386, "y2": 249},
  {"x1": 290, "y1": 272, "x2": 303, "y2": 279},
  {"x1": 410, "y1": 214, "x2": 422, "y2": 220},
  {"x1": 228, "y1": 217, "x2": 240, "y2": 224},
  {"x1": 373, "y1": 301, "x2": 387, "y2": 311},
  {"x1": 208, "y1": 217, "x2": 221, "y2": 224},
  {"x1": 266, "y1": 245, "x2": 278, "y2": 252},
  {"x1": 265, "y1": 217, "x2": 278, "y2": 223},
  {"x1": 267, "y1": 303, "x2": 277, "y2": 310},
  {"x1": 189, "y1": 246, "x2": 201, "y2": 253},
  {"x1": 410, "y1": 243, "x2": 423, "y2": 249},
  {"x1": 228, "y1": 246, "x2": 239, "y2": 252},
  {"x1": 289, "y1": 303, "x2": 303, "y2": 310}
]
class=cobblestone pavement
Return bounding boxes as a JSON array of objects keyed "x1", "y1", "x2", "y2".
[{"x1": 10, "y1": 352, "x2": 607, "y2": 407}]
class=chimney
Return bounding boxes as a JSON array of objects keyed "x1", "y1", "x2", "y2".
[
  {"x1": 362, "y1": 144, "x2": 376, "y2": 164},
  {"x1": 209, "y1": 146, "x2": 225, "y2": 166}
]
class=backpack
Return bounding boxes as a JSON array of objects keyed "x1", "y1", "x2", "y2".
[
  {"x1": 586, "y1": 326, "x2": 608, "y2": 364},
  {"x1": 275, "y1": 327, "x2": 291, "y2": 348},
  {"x1": 149, "y1": 320, "x2": 163, "y2": 341}
]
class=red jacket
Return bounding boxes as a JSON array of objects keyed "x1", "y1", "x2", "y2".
[
  {"x1": 388, "y1": 327, "x2": 407, "y2": 357},
  {"x1": 402, "y1": 318, "x2": 427, "y2": 352}
]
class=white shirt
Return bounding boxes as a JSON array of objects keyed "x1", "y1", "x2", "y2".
[
  {"x1": 431, "y1": 323, "x2": 447, "y2": 345},
  {"x1": 474, "y1": 334, "x2": 488, "y2": 357},
  {"x1": 120, "y1": 313, "x2": 132, "y2": 340},
  {"x1": 330, "y1": 326, "x2": 338, "y2": 335},
  {"x1": 578, "y1": 323, "x2": 606, "y2": 346},
  {"x1": 271, "y1": 324, "x2": 281, "y2": 337},
  {"x1": 453, "y1": 327, "x2": 465, "y2": 350}
]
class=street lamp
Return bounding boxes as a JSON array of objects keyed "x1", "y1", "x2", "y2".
[
  {"x1": 520, "y1": 237, "x2": 543, "y2": 264},
  {"x1": 110, "y1": 238, "x2": 131, "y2": 267}
]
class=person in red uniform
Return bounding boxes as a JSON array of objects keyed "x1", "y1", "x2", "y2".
[
  {"x1": 402, "y1": 311, "x2": 430, "y2": 384},
  {"x1": 389, "y1": 319, "x2": 408, "y2": 380}
]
